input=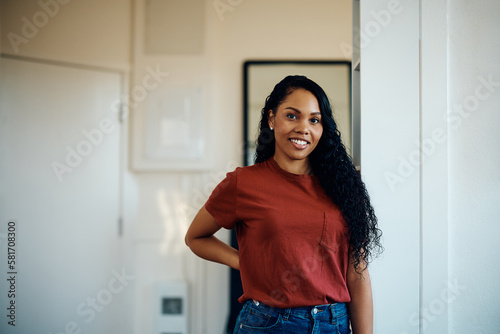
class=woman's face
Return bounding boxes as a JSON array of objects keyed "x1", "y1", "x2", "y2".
[{"x1": 268, "y1": 88, "x2": 323, "y2": 166}]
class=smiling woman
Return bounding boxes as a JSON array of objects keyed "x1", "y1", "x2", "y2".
[{"x1": 185, "y1": 75, "x2": 382, "y2": 333}]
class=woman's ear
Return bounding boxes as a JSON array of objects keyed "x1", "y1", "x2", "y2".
[{"x1": 268, "y1": 110, "x2": 275, "y2": 129}]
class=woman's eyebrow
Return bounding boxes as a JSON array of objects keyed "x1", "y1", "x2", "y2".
[{"x1": 284, "y1": 107, "x2": 321, "y2": 116}]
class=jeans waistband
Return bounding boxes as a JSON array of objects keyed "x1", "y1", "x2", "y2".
[{"x1": 248, "y1": 299, "x2": 348, "y2": 320}]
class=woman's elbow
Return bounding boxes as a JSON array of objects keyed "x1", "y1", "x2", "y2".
[
  {"x1": 184, "y1": 206, "x2": 220, "y2": 249},
  {"x1": 184, "y1": 226, "x2": 202, "y2": 248},
  {"x1": 185, "y1": 231, "x2": 193, "y2": 248}
]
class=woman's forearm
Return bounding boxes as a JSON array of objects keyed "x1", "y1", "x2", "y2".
[
  {"x1": 185, "y1": 206, "x2": 240, "y2": 270},
  {"x1": 187, "y1": 235, "x2": 239, "y2": 270},
  {"x1": 347, "y1": 269, "x2": 373, "y2": 334}
]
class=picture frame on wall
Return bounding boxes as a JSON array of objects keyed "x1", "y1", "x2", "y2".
[{"x1": 131, "y1": 86, "x2": 212, "y2": 171}]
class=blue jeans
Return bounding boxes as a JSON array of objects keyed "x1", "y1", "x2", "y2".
[{"x1": 233, "y1": 300, "x2": 351, "y2": 334}]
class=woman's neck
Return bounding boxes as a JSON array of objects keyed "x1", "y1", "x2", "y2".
[{"x1": 272, "y1": 154, "x2": 311, "y2": 175}]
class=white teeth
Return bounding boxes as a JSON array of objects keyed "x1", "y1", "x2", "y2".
[{"x1": 290, "y1": 138, "x2": 308, "y2": 145}]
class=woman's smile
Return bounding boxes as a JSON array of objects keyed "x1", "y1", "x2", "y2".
[{"x1": 289, "y1": 137, "x2": 310, "y2": 149}]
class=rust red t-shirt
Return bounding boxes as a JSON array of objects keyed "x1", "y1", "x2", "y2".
[{"x1": 205, "y1": 158, "x2": 351, "y2": 308}]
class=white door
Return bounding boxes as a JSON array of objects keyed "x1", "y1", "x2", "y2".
[{"x1": 0, "y1": 58, "x2": 126, "y2": 334}]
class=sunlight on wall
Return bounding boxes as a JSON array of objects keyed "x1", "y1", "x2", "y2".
[{"x1": 157, "y1": 188, "x2": 190, "y2": 255}]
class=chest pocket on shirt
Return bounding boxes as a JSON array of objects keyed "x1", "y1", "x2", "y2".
[{"x1": 319, "y1": 211, "x2": 348, "y2": 253}]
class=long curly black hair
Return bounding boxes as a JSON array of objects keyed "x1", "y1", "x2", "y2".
[{"x1": 255, "y1": 75, "x2": 382, "y2": 273}]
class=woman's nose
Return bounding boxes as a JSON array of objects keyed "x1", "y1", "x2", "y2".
[{"x1": 294, "y1": 120, "x2": 310, "y2": 135}]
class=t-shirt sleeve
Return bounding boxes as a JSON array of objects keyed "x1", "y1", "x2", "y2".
[{"x1": 204, "y1": 169, "x2": 239, "y2": 229}]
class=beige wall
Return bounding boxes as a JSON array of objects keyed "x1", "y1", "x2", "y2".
[{"x1": 0, "y1": 0, "x2": 131, "y2": 69}]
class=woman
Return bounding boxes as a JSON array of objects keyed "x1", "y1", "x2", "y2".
[{"x1": 185, "y1": 75, "x2": 382, "y2": 333}]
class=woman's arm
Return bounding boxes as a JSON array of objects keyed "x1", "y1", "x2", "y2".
[
  {"x1": 185, "y1": 206, "x2": 239, "y2": 270},
  {"x1": 346, "y1": 252, "x2": 373, "y2": 334}
]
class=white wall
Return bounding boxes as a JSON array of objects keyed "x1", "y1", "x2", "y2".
[
  {"x1": 360, "y1": 0, "x2": 500, "y2": 333},
  {"x1": 448, "y1": 0, "x2": 500, "y2": 332},
  {"x1": 359, "y1": 0, "x2": 420, "y2": 332}
]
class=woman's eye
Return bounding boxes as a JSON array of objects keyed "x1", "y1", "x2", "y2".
[
  {"x1": 310, "y1": 118, "x2": 320, "y2": 124},
  {"x1": 286, "y1": 113, "x2": 297, "y2": 120}
]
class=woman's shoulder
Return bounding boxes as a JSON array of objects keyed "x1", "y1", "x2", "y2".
[{"x1": 227, "y1": 160, "x2": 271, "y2": 179}]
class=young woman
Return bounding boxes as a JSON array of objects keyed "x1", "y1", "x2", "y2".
[{"x1": 185, "y1": 75, "x2": 382, "y2": 333}]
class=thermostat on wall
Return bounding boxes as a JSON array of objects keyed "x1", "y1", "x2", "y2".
[{"x1": 155, "y1": 281, "x2": 188, "y2": 334}]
